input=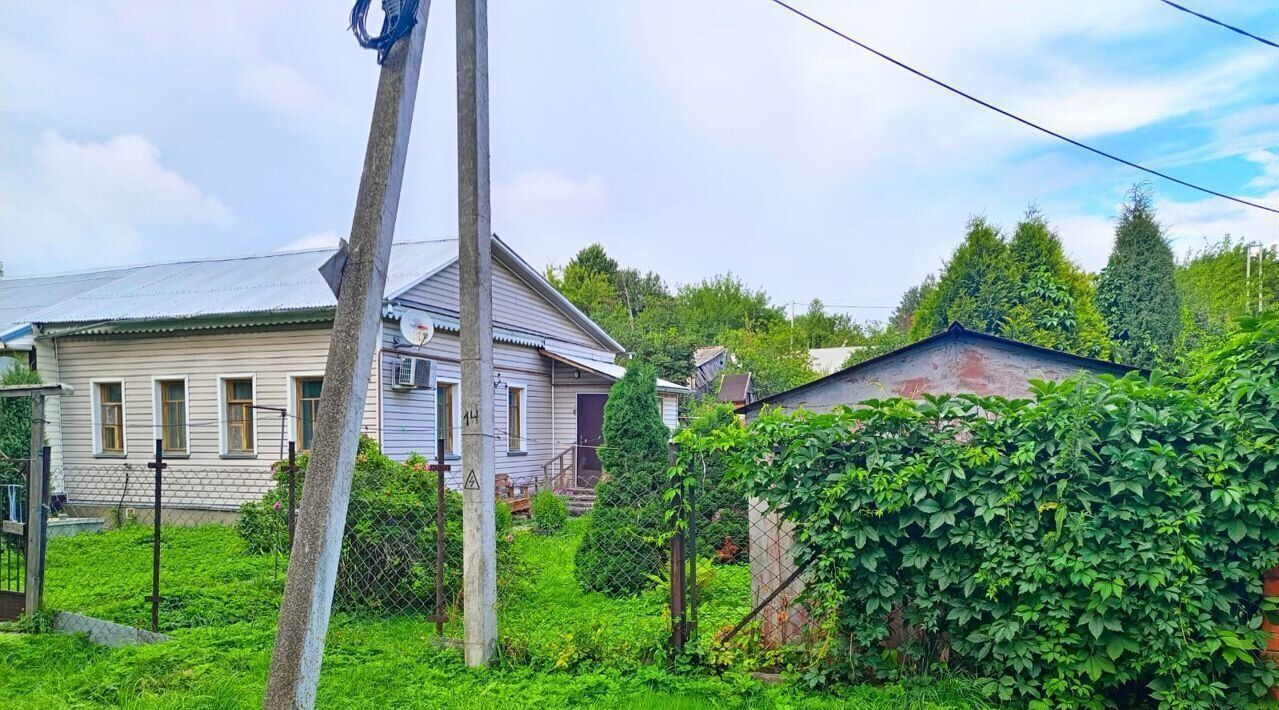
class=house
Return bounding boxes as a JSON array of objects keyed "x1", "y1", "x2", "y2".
[
  {"x1": 807, "y1": 346, "x2": 862, "y2": 375},
  {"x1": 690, "y1": 345, "x2": 728, "y2": 396},
  {"x1": 716, "y1": 372, "x2": 756, "y2": 408},
  {"x1": 738, "y1": 322, "x2": 1139, "y2": 643},
  {"x1": 0, "y1": 237, "x2": 688, "y2": 515}
]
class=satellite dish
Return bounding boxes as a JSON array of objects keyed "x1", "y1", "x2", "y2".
[{"x1": 399, "y1": 309, "x2": 435, "y2": 347}]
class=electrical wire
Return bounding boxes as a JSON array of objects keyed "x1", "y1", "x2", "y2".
[
  {"x1": 350, "y1": 0, "x2": 421, "y2": 63},
  {"x1": 1156, "y1": 0, "x2": 1277, "y2": 48},
  {"x1": 765, "y1": 0, "x2": 1279, "y2": 215}
]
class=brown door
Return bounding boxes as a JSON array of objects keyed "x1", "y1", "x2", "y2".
[{"x1": 576, "y1": 393, "x2": 608, "y2": 487}]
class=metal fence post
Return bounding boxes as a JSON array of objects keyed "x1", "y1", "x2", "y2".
[
  {"x1": 430, "y1": 438, "x2": 450, "y2": 635},
  {"x1": 287, "y1": 442, "x2": 297, "y2": 551},
  {"x1": 668, "y1": 442, "x2": 686, "y2": 655},
  {"x1": 146, "y1": 439, "x2": 166, "y2": 633},
  {"x1": 687, "y1": 460, "x2": 698, "y2": 644}
]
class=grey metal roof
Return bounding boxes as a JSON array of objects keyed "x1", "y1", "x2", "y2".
[
  {"x1": 11, "y1": 240, "x2": 456, "y2": 326},
  {"x1": 1, "y1": 236, "x2": 626, "y2": 354},
  {"x1": 0, "y1": 266, "x2": 141, "y2": 338}
]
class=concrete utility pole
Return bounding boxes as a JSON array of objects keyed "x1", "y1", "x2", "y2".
[
  {"x1": 263, "y1": 3, "x2": 430, "y2": 707},
  {"x1": 456, "y1": 0, "x2": 498, "y2": 667}
]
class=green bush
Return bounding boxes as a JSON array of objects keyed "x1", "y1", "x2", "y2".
[
  {"x1": 238, "y1": 436, "x2": 513, "y2": 612},
  {"x1": 719, "y1": 313, "x2": 1279, "y2": 708},
  {"x1": 575, "y1": 362, "x2": 670, "y2": 595},
  {"x1": 0, "y1": 363, "x2": 41, "y2": 484},
  {"x1": 675, "y1": 403, "x2": 749, "y2": 563},
  {"x1": 531, "y1": 490, "x2": 568, "y2": 534},
  {"x1": 574, "y1": 506, "x2": 664, "y2": 596}
]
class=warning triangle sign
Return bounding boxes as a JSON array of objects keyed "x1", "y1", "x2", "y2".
[{"x1": 464, "y1": 471, "x2": 480, "y2": 490}]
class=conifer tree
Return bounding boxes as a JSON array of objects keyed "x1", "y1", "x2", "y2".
[{"x1": 1096, "y1": 187, "x2": 1181, "y2": 367}]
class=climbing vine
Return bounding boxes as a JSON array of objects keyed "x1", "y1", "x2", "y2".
[{"x1": 709, "y1": 313, "x2": 1279, "y2": 708}]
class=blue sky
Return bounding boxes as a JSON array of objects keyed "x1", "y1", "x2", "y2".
[{"x1": 2, "y1": 1, "x2": 1276, "y2": 319}]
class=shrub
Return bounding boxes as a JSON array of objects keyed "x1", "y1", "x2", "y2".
[
  {"x1": 0, "y1": 363, "x2": 41, "y2": 484},
  {"x1": 238, "y1": 436, "x2": 514, "y2": 612},
  {"x1": 575, "y1": 362, "x2": 669, "y2": 595},
  {"x1": 719, "y1": 313, "x2": 1279, "y2": 708},
  {"x1": 676, "y1": 403, "x2": 749, "y2": 564},
  {"x1": 531, "y1": 490, "x2": 568, "y2": 534},
  {"x1": 574, "y1": 506, "x2": 664, "y2": 596}
]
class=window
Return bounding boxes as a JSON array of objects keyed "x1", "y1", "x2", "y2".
[
  {"x1": 436, "y1": 381, "x2": 458, "y2": 456},
  {"x1": 95, "y1": 382, "x2": 125, "y2": 454},
  {"x1": 223, "y1": 378, "x2": 255, "y2": 455},
  {"x1": 156, "y1": 379, "x2": 187, "y2": 454},
  {"x1": 296, "y1": 377, "x2": 323, "y2": 452},
  {"x1": 507, "y1": 385, "x2": 526, "y2": 453}
]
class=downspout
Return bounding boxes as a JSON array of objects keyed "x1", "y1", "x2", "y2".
[{"x1": 551, "y1": 360, "x2": 556, "y2": 453}]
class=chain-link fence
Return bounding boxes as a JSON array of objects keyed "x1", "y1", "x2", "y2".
[{"x1": 43, "y1": 439, "x2": 473, "y2": 640}]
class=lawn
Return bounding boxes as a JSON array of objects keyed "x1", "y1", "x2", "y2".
[{"x1": 0, "y1": 518, "x2": 991, "y2": 709}]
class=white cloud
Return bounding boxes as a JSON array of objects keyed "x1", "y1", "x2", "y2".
[
  {"x1": 278, "y1": 231, "x2": 342, "y2": 251},
  {"x1": 0, "y1": 132, "x2": 232, "y2": 271},
  {"x1": 1157, "y1": 190, "x2": 1279, "y2": 252},
  {"x1": 619, "y1": 1, "x2": 1274, "y2": 180},
  {"x1": 237, "y1": 63, "x2": 352, "y2": 127},
  {"x1": 1246, "y1": 151, "x2": 1279, "y2": 189}
]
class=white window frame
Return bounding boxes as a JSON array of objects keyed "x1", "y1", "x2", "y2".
[
  {"x1": 151, "y1": 376, "x2": 190, "y2": 456},
  {"x1": 90, "y1": 378, "x2": 127, "y2": 457},
  {"x1": 506, "y1": 382, "x2": 528, "y2": 454},
  {"x1": 217, "y1": 374, "x2": 258, "y2": 457},
  {"x1": 286, "y1": 371, "x2": 325, "y2": 452},
  {"x1": 435, "y1": 377, "x2": 461, "y2": 458}
]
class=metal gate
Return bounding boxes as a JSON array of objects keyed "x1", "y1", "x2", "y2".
[{"x1": 0, "y1": 459, "x2": 29, "y2": 621}]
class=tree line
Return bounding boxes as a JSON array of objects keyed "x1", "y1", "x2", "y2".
[{"x1": 548, "y1": 185, "x2": 1279, "y2": 399}]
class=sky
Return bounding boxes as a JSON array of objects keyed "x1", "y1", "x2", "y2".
[{"x1": 2, "y1": 0, "x2": 1276, "y2": 320}]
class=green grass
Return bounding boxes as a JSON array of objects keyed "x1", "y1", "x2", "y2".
[{"x1": 0, "y1": 519, "x2": 992, "y2": 709}]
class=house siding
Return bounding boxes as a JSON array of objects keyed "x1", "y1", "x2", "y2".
[
  {"x1": 51, "y1": 326, "x2": 379, "y2": 505},
  {"x1": 378, "y1": 325, "x2": 555, "y2": 486},
  {"x1": 397, "y1": 260, "x2": 615, "y2": 355}
]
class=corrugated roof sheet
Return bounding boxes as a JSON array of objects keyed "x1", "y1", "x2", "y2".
[
  {"x1": 718, "y1": 373, "x2": 753, "y2": 403},
  {"x1": 1, "y1": 240, "x2": 456, "y2": 329},
  {"x1": 542, "y1": 344, "x2": 691, "y2": 394}
]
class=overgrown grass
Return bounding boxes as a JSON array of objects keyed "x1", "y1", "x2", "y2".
[{"x1": 0, "y1": 519, "x2": 992, "y2": 708}]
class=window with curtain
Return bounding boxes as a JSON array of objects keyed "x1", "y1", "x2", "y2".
[
  {"x1": 97, "y1": 382, "x2": 124, "y2": 453},
  {"x1": 158, "y1": 380, "x2": 186, "y2": 453},
  {"x1": 507, "y1": 386, "x2": 524, "y2": 452},
  {"x1": 296, "y1": 377, "x2": 322, "y2": 451},
  {"x1": 224, "y1": 378, "x2": 254, "y2": 454},
  {"x1": 436, "y1": 381, "x2": 456, "y2": 455}
]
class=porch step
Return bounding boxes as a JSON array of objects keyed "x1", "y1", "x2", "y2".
[{"x1": 561, "y1": 486, "x2": 596, "y2": 515}]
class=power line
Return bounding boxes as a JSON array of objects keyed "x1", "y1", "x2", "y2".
[
  {"x1": 1157, "y1": 0, "x2": 1278, "y2": 48},
  {"x1": 765, "y1": 0, "x2": 1279, "y2": 216}
]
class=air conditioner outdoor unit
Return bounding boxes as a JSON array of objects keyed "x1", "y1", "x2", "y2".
[{"x1": 393, "y1": 356, "x2": 436, "y2": 390}]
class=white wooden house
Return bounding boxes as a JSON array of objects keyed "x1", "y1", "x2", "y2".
[{"x1": 0, "y1": 237, "x2": 686, "y2": 512}]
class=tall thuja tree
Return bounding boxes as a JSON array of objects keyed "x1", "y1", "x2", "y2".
[
  {"x1": 1003, "y1": 213, "x2": 1111, "y2": 357},
  {"x1": 574, "y1": 362, "x2": 669, "y2": 595},
  {"x1": 910, "y1": 217, "x2": 1013, "y2": 339},
  {"x1": 1096, "y1": 187, "x2": 1181, "y2": 367}
]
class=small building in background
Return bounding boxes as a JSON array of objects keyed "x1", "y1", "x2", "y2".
[
  {"x1": 738, "y1": 322, "x2": 1140, "y2": 644},
  {"x1": 807, "y1": 346, "x2": 862, "y2": 375},
  {"x1": 690, "y1": 345, "x2": 728, "y2": 396},
  {"x1": 716, "y1": 372, "x2": 756, "y2": 408}
]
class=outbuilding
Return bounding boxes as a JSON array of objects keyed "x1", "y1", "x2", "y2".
[{"x1": 737, "y1": 322, "x2": 1140, "y2": 643}]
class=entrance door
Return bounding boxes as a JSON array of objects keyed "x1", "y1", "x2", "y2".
[{"x1": 576, "y1": 393, "x2": 608, "y2": 487}]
